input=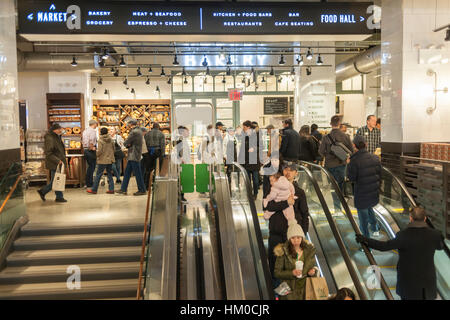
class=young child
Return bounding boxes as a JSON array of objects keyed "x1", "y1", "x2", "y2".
[{"x1": 263, "y1": 173, "x2": 297, "y2": 222}]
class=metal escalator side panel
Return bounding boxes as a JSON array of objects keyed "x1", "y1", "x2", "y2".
[{"x1": 213, "y1": 172, "x2": 246, "y2": 299}]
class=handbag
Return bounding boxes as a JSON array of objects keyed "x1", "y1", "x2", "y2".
[
  {"x1": 274, "y1": 281, "x2": 291, "y2": 296},
  {"x1": 114, "y1": 140, "x2": 125, "y2": 160},
  {"x1": 305, "y1": 277, "x2": 329, "y2": 300},
  {"x1": 52, "y1": 163, "x2": 66, "y2": 192},
  {"x1": 327, "y1": 134, "x2": 352, "y2": 162}
]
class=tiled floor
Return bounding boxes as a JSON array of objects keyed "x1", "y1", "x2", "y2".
[{"x1": 24, "y1": 180, "x2": 147, "y2": 225}]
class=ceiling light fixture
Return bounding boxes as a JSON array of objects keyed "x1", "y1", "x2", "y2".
[
  {"x1": 206, "y1": 67, "x2": 210, "y2": 76},
  {"x1": 113, "y1": 69, "x2": 119, "y2": 77},
  {"x1": 97, "y1": 77, "x2": 102, "y2": 85},
  {"x1": 306, "y1": 48, "x2": 313, "y2": 60},
  {"x1": 181, "y1": 67, "x2": 186, "y2": 76},
  {"x1": 131, "y1": 88, "x2": 135, "y2": 94},
  {"x1": 316, "y1": 54, "x2": 323, "y2": 65},
  {"x1": 226, "y1": 66, "x2": 231, "y2": 76},
  {"x1": 279, "y1": 54, "x2": 285, "y2": 65},
  {"x1": 148, "y1": 66, "x2": 152, "y2": 73},
  {"x1": 270, "y1": 67, "x2": 274, "y2": 76},
  {"x1": 278, "y1": 76, "x2": 282, "y2": 83},
  {"x1": 101, "y1": 47, "x2": 109, "y2": 60},
  {"x1": 261, "y1": 76, "x2": 266, "y2": 83},
  {"x1": 104, "y1": 89, "x2": 108, "y2": 95},
  {"x1": 92, "y1": 88, "x2": 96, "y2": 93},
  {"x1": 222, "y1": 76, "x2": 226, "y2": 84},
  {"x1": 156, "y1": 86, "x2": 160, "y2": 93},
  {"x1": 184, "y1": 77, "x2": 188, "y2": 84},
  {"x1": 173, "y1": 54, "x2": 179, "y2": 65},
  {"x1": 291, "y1": 68, "x2": 295, "y2": 76},
  {"x1": 123, "y1": 77, "x2": 128, "y2": 86},
  {"x1": 110, "y1": 67, "x2": 115, "y2": 73},
  {"x1": 167, "y1": 77, "x2": 172, "y2": 85},
  {"x1": 136, "y1": 67, "x2": 142, "y2": 77},
  {"x1": 70, "y1": 56, "x2": 77, "y2": 67},
  {"x1": 119, "y1": 55, "x2": 126, "y2": 67},
  {"x1": 297, "y1": 55, "x2": 304, "y2": 66},
  {"x1": 202, "y1": 55, "x2": 208, "y2": 67},
  {"x1": 226, "y1": 55, "x2": 233, "y2": 65},
  {"x1": 160, "y1": 66, "x2": 165, "y2": 76},
  {"x1": 145, "y1": 77, "x2": 150, "y2": 85},
  {"x1": 306, "y1": 67, "x2": 312, "y2": 76}
]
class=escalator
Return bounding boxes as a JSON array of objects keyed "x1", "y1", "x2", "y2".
[{"x1": 302, "y1": 161, "x2": 450, "y2": 300}]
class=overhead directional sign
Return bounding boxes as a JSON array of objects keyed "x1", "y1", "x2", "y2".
[{"x1": 18, "y1": 1, "x2": 375, "y2": 35}]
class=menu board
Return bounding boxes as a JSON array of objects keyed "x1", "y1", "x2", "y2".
[
  {"x1": 18, "y1": 1, "x2": 374, "y2": 35},
  {"x1": 264, "y1": 97, "x2": 289, "y2": 115}
]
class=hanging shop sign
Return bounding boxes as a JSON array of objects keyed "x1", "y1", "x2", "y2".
[
  {"x1": 264, "y1": 97, "x2": 289, "y2": 115},
  {"x1": 18, "y1": 1, "x2": 375, "y2": 35}
]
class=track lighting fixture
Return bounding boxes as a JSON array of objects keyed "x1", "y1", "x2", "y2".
[
  {"x1": 137, "y1": 67, "x2": 142, "y2": 77},
  {"x1": 291, "y1": 67, "x2": 295, "y2": 76},
  {"x1": 226, "y1": 66, "x2": 231, "y2": 76},
  {"x1": 306, "y1": 48, "x2": 313, "y2": 60},
  {"x1": 226, "y1": 55, "x2": 233, "y2": 65},
  {"x1": 297, "y1": 55, "x2": 304, "y2": 66},
  {"x1": 261, "y1": 76, "x2": 266, "y2": 83},
  {"x1": 251, "y1": 67, "x2": 255, "y2": 76},
  {"x1": 97, "y1": 77, "x2": 102, "y2": 85},
  {"x1": 202, "y1": 55, "x2": 208, "y2": 67},
  {"x1": 167, "y1": 77, "x2": 172, "y2": 85},
  {"x1": 278, "y1": 76, "x2": 282, "y2": 83},
  {"x1": 203, "y1": 77, "x2": 208, "y2": 84},
  {"x1": 206, "y1": 66, "x2": 210, "y2": 76},
  {"x1": 222, "y1": 76, "x2": 226, "y2": 84},
  {"x1": 247, "y1": 78, "x2": 251, "y2": 87},
  {"x1": 184, "y1": 77, "x2": 188, "y2": 84},
  {"x1": 181, "y1": 67, "x2": 186, "y2": 76},
  {"x1": 101, "y1": 47, "x2": 110, "y2": 60},
  {"x1": 70, "y1": 56, "x2": 77, "y2": 67},
  {"x1": 241, "y1": 77, "x2": 245, "y2": 84},
  {"x1": 123, "y1": 77, "x2": 128, "y2": 86},
  {"x1": 306, "y1": 67, "x2": 312, "y2": 76},
  {"x1": 131, "y1": 88, "x2": 135, "y2": 94},
  {"x1": 148, "y1": 66, "x2": 153, "y2": 73},
  {"x1": 270, "y1": 67, "x2": 274, "y2": 76},
  {"x1": 173, "y1": 54, "x2": 179, "y2": 65},
  {"x1": 145, "y1": 77, "x2": 150, "y2": 85},
  {"x1": 104, "y1": 89, "x2": 108, "y2": 95},
  {"x1": 110, "y1": 67, "x2": 115, "y2": 73},
  {"x1": 92, "y1": 88, "x2": 96, "y2": 93},
  {"x1": 119, "y1": 55, "x2": 126, "y2": 67},
  {"x1": 279, "y1": 54, "x2": 285, "y2": 65},
  {"x1": 156, "y1": 86, "x2": 160, "y2": 93},
  {"x1": 160, "y1": 67, "x2": 165, "y2": 76},
  {"x1": 98, "y1": 59, "x2": 105, "y2": 67},
  {"x1": 316, "y1": 54, "x2": 323, "y2": 65},
  {"x1": 113, "y1": 69, "x2": 119, "y2": 77}
]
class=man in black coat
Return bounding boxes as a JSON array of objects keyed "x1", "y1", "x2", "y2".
[
  {"x1": 264, "y1": 164, "x2": 310, "y2": 281},
  {"x1": 347, "y1": 135, "x2": 381, "y2": 238},
  {"x1": 356, "y1": 207, "x2": 445, "y2": 300},
  {"x1": 37, "y1": 123, "x2": 67, "y2": 202},
  {"x1": 279, "y1": 119, "x2": 300, "y2": 162}
]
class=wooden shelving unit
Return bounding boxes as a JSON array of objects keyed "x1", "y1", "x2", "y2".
[
  {"x1": 46, "y1": 93, "x2": 85, "y2": 186},
  {"x1": 92, "y1": 99, "x2": 171, "y2": 140}
]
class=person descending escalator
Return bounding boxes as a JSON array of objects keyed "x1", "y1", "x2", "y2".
[
  {"x1": 172, "y1": 126, "x2": 191, "y2": 203},
  {"x1": 280, "y1": 119, "x2": 300, "y2": 163},
  {"x1": 356, "y1": 207, "x2": 445, "y2": 300}
]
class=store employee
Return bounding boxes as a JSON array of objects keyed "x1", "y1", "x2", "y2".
[{"x1": 82, "y1": 119, "x2": 98, "y2": 188}]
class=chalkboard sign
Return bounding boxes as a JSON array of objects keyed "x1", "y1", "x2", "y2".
[{"x1": 264, "y1": 97, "x2": 289, "y2": 115}]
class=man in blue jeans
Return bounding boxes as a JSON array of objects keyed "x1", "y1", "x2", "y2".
[
  {"x1": 117, "y1": 119, "x2": 146, "y2": 196},
  {"x1": 318, "y1": 115, "x2": 354, "y2": 212},
  {"x1": 347, "y1": 135, "x2": 381, "y2": 239},
  {"x1": 82, "y1": 120, "x2": 98, "y2": 188},
  {"x1": 37, "y1": 123, "x2": 67, "y2": 202}
]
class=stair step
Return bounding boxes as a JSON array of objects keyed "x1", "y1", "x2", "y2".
[
  {"x1": 21, "y1": 221, "x2": 144, "y2": 237},
  {"x1": 0, "y1": 262, "x2": 140, "y2": 284},
  {"x1": 14, "y1": 232, "x2": 143, "y2": 250},
  {"x1": 7, "y1": 246, "x2": 142, "y2": 266},
  {"x1": 0, "y1": 278, "x2": 138, "y2": 300}
]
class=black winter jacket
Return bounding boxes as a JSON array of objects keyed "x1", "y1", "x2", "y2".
[
  {"x1": 298, "y1": 136, "x2": 317, "y2": 162},
  {"x1": 238, "y1": 130, "x2": 262, "y2": 171},
  {"x1": 280, "y1": 126, "x2": 300, "y2": 162},
  {"x1": 366, "y1": 221, "x2": 444, "y2": 300},
  {"x1": 347, "y1": 149, "x2": 381, "y2": 209}
]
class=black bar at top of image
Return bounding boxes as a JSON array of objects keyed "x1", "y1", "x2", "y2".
[{"x1": 17, "y1": 0, "x2": 376, "y2": 35}]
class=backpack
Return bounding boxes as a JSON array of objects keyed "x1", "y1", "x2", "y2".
[
  {"x1": 310, "y1": 136, "x2": 322, "y2": 161},
  {"x1": 327, "y1": 134, "x2": 352, "y2": 162}
]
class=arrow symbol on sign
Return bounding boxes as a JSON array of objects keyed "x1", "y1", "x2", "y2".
[
  {"x1": 360, "y1": 16, "x2": 365, "y2": 22},
  {"x1": 27, "y1": 13, "x2": 33, "y2": 21},
  {"x1": 49, "y1": 4, "x2": 56, "y2": 10}
]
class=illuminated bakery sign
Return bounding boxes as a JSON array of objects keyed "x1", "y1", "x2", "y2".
[{"x1": 18, "y1": 1, "x2": 375, "y2": 35}]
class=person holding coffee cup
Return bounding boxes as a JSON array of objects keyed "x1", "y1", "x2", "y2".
[{"x1": 274, "y1": 220, "x2": 319, "y2": 300}]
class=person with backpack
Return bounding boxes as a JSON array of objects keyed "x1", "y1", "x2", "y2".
[
  {"x1": 144, "y1": 122, "x2": 166, "y2": 187},
  {"x1": 109, "y1": 127, "x2": 125, "y2": 184},
  {"x1": 298, "y1": 125, "x2": 318, "y2": 162},
  {"x1": 319, "y1": 115, "x2": 354, "y2": 211}
]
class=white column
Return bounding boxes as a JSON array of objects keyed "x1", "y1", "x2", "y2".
[{"x1": 0, "y1": 0, "x2": 20, "y2": 150}]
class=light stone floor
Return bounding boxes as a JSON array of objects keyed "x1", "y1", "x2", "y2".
[{"x1": 24, "y1": 180, "x2": 148, "y2": 225}]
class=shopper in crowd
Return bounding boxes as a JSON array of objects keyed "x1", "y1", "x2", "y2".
[
  {"x1": 238, "y1": 120, "x2": 263, "y2": 200},
  {"x1": 109, "y1": 127, "x2": 125, "y2": 184},
  {"x1": 356, "y1": 115, "x2": 381, "y2": 154},
  {"x1": 144, "y1": 122, "x2": 166, "y2": 187},
  {"x1": 264, "y1": 164, "x2": 309, "y2": 282},
  {"x1": 339, "y1": 123, "x2": 348, "y2": 134},
  {"x1": 223, "y1": 127, "x2": 238, "y2": 185},
  {"x1": 172, "y1": 125, "x2": 191, "y2": 203},
  {"x1": 82, "y1": 119, "x2": 98, "y2": 188},
  {"x1": 215, "y1": 121, "x2": 225, "y2": 145},
  {"x1": 311, "y1": 124, "x2": 322, "y2": 142},
  {"x1": 117, "y1": 119, "x2": 146, "y2": 196},
  {"x1": 347, "y1": 135, "x2": 381, "y2": 239},
  {"x1": 198, "y1": 124, "x2": 217, "y2": 164},
  {"x1": 298, "y1": 125, "x2": 317, "y2": 162},
  {"x1": 356, "y1": 207, "x2": 445, "y2": 300},
  {"x1": 274, "y1": 220, "x2": 318, "y2": 300},
  {"x1": 263, "y1": 172, "x2": 296, "y2": 222},
  {"x1": 37, "y1": 123, "x2": 67, "y2": 203},
  {"x1": 328, "y1": 288, "x2": 355, "y2": 300},
  {"x1": 280, "y1": 119, "x2": 300, "y2": 163},
  {"x1": 319, "y1": 115, "x2": 354, "y2": 211},
  {"x1": 87, "y1": 127, "x2": 115, "y2": 195}
]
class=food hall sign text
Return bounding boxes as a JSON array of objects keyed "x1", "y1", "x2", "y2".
[{"x1": 19, "y1": 1, "x2": 378, "y2": 35}]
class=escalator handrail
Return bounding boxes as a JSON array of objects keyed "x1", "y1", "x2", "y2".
[
  {"x1": 300, "y1": 161, "x2": 394, "y2": 300},
  {"x1": 231, "y1": 162, "x2": 275, "y2": 300},
  {"x1": 381, "y1": 166, "x2": 450, "y2": 257},
  {"x1": 296, "y1": 164, "x2": 369, "y2": 300}
]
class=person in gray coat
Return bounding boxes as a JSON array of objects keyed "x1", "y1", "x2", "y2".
[
  {"x1": 356, "y1": 207, "x2": 445, "y2": 300},
  {"x1": 117, "y1": 119, "x2": 146, "y2": 195}
]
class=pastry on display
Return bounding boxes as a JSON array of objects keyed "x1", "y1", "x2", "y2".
[
  {"x1": 73, "y1": 127, "x2": 81, "y2": 134},
  {"x1": 75, "y1": 141, "x2": 81, "y2": 149},
  {"x1": 65, "y1": 128, "x2": 72, "y2": 135},
  {"x1": 70, "y1": 140, "x2": 76, "y2": 148}
]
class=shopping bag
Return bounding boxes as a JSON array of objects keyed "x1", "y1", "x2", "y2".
[
  {"x1": 52, "y1": 163, "x2": 66, "y2": 192},
  {"x1": 305, "y1": 277, "x2": 329, "y2": 300}
]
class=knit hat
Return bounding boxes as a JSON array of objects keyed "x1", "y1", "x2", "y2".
[{"x1": 287, "y1": 220, "x2": 305, "y2": 240}]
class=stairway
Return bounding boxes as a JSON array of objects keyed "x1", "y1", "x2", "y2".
[{"x1": 0, "y1": 221, "x2": 144, "y2": 300}]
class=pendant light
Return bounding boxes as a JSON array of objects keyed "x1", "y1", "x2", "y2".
[
  {"x1": 226, "y1": 55, "x2": 233, "y2": 65},
  {"x1": 206, "y1": 66, "x2": 210, "y2": 76},
  {"x1": 113, "y1": 69, "x2": 119, "y2": 77},
  {"x1": 148, "y1": 66, "x2": 153, "y2": 73},
  {"x1": 291, "y1": 67, "x2": 295, "y2": 76},
  {"x1": 202, "y1": 55, "x2": 208, "y2": 67},
  {"x1": 97, "y1": 77, "x2": 103, "y2": 85},
  {"x1": 104, "y1": 89, "x2": 108, "y2": 95},
  {"x1": 279, "y1": 54, "x2": 285, "y2": 65},
  {"x1": 297, "y1": 55, "x2": 304, "y2": 66},
  {"x1": 306, "y1": 48, "x2": 313, "y2": 60},
  {"x1": 316, "y1": 54, "x2": 323, "y2": 65},
  {"x1": 222, "y1": 76, "x2": 226, "y2": 84},
  {"x1": 123, "y1": 77, "x2": 128, "y2": 86},
  {"x1": 145, "y1": 77, "x2": 150, "y2": 85},
  {"x1": 181, "y1": 67, "x2": 186, "y2": 76},
  {"x1": 101, "y1": 47, "x2": 110, "y2": 60},
  {"x1": 172, "y1": 54, "x2": 179, "y2": 65},
  {"x1": 136, "y1": 67, "x2": 142, "y2": 77},
  {"x1": 160, "y1": 67, "x2": 165, "y2": 76},
  {"x1": 226, "y1": 66, "x2": 231, "y2": 76},
  {"x1": 261, "y1": 76, "x2": 266, "y2": 83},
  {"x1": 184, "y1": 77, "x2": 188, "y2": 84},
  {"x1": 110, "y1": 67, "x2": 115, "y2": 73},
  {"x1": 270, "y1": 67, "x2": 274, "y2": 76},
  {"x1": 70, "y1": 56, "x2": 77, "y2": 67},
  {"x1": 119, "y1": 55, "x2": 126, "y2": 67},
  {"x1": 92, "y1": 88, "x2": 96, "y2": 93},
  {"x1": 306, "y1": 67, "x2": 312, "y2": 76},
  {"x1": 167, "y1": 77, "x2": 172, "y2": 85}
]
